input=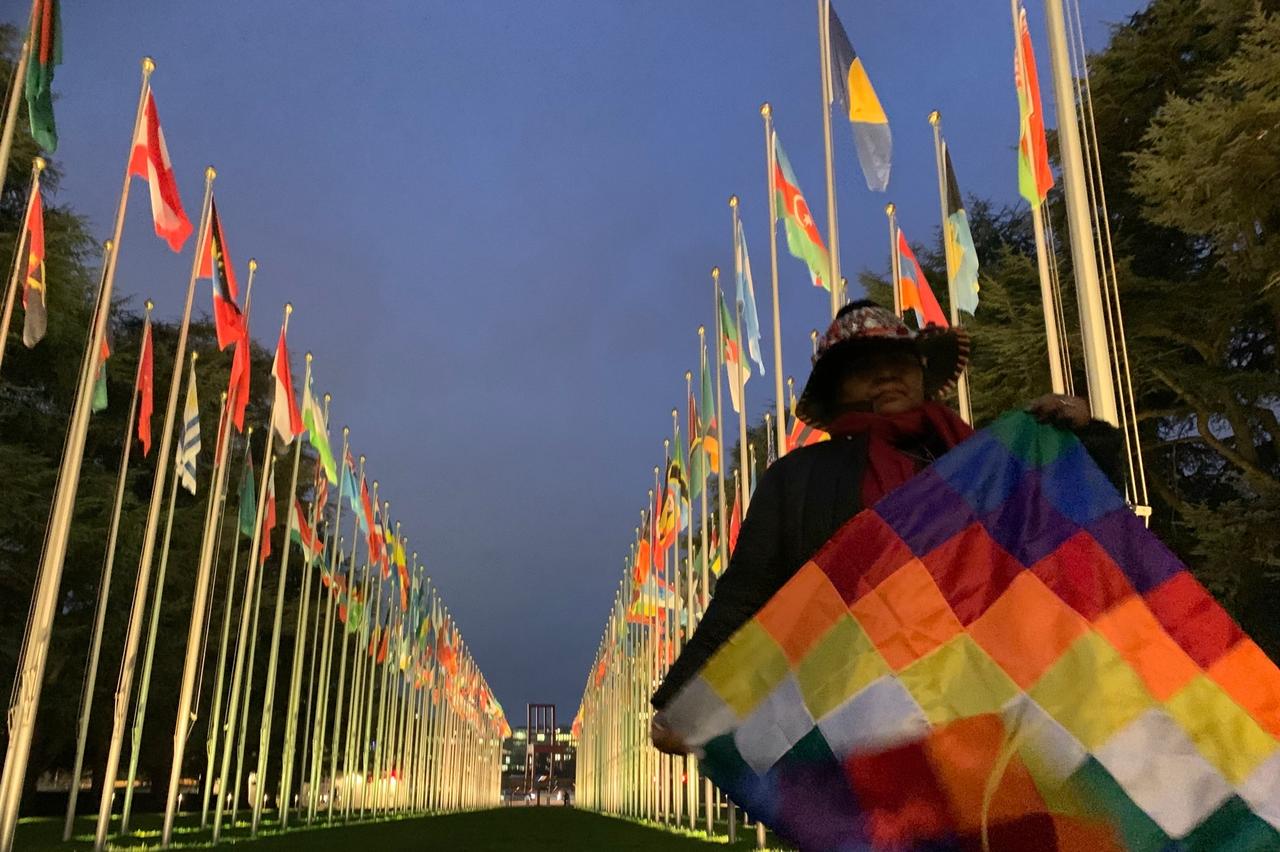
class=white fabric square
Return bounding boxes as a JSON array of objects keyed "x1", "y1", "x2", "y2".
[
  {"x1": 664, "y1": 675, "x2": 740, "y2": 750},
  {"x1": 1001, "y1": 692, "x2": 1088, "y2": 786},
  {"x1": 1095, "y1": 707, "x2": 1233, "y2": 839},
  {"x1": 1240, "y1": 749, "x2": 1280, "y2": 831},
  {"x1": 733, "y1": 674, "x2": 815, "y2": 776},
  {"x1": 816, "y1": 675, "x2": 928, "y2": 759}
]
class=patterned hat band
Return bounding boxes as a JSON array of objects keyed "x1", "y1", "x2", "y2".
[{"x1": 814, "y1": 305, "x2": 917, "y2": 365}]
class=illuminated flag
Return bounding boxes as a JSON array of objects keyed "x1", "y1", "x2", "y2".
[
  {"x1": 896, "y1": 227, "x2": 949, "y2": 328},
  {"x1": 291, "y1": 498, "x2": 321, "y2": 564},
  {"x1": 699, "y1": 356, "x2": 720, "y2": 475},
  {"x1": 302, "y1": 376, "x2": 337, "y2": 483},
  {"x1": 24, "y1": 0, "x2": 61, "y2": 150},
  {"x1": 944, "y1": 147, "x2": 980, "y2": 315},
  {"x1": 735, "y1": 217, "x2": 764, "y2": 374},
  {"x1": 826, "y1": 1, "x2": 891, "y2": 191},
  {"x1": 259, "y1": 473, "x2": 276, "y2": 564},
  {"x1": 176, "y1": 362, "x2": 200, "y2": 494},
  {"x1": 773, "y1": 131, "x2": 831, "y2": 290},
  {"x1": 225, "y1": 332, "x2": 250, "y2": 433},
  {"x1": 1015, "y1": 4, "x2": 1055, "y2": 207},
  {"x1": 91, "y1": 328, "x2": 111, "y2": 413},
  {"x1": 196, "y1": 197, "x2": 244, "y2": 350},
  {"x1": 270, "y1": 322, "x2": 303, "y2": 444},
  {"x1": 718, "y1": 289, "x2": 748, "y2": 415},
  {"x1": 21, "y1": 189, "x2": 46, "y2": 348},
  {"x1": 128, "y1": 90, "x2": 192, "y2": 252},
  {"x1": 136, "y1": 322, "x2": 154, "y2": 455}
]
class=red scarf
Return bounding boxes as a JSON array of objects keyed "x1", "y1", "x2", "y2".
[{"x1": 826, "y1": 402, "x2": 974, "y2": 506}]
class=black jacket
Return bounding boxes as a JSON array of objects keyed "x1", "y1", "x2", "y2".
[{"x1": 651, "y1": 419, "x2": 1123, "y2": 710}]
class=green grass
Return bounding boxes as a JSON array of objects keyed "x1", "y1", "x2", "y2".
[{"x1": 15, "y1": 807, "x2": 746, "y2": 850}]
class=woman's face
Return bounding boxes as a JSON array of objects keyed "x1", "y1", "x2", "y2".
[{"x1": 836, "y1": 348, "x2": 926, "y2": 415}]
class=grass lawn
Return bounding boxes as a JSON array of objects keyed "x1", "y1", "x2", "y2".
[{"x1": 15, "y1": 807, "x2": 756, "y2": 850}]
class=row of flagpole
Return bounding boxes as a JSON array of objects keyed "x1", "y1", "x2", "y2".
[
  {"x1": 0, "y1": 51, "x2": 508, "y2": 852},
  {"x1": 574, "y1": 0, "x2": 1152, "y2": 841}
]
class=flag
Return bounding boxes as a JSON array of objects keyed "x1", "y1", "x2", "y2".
[
  {"x1": 650, "y1": 492, "x2": 666, "y2": 574},
  {"x1": 270, "y1": 323, "x2": 303, "y2": 444},
  {"x1": 786, "y1": 405, "x2": 830, "y2": 453},
  {"x1": 176, "y1": 362, "x2": 200, "y2": 494},
  {"x1": 196, "y1": 197, "x2": 244, "y2": 350},
  {"x1": 136, "y1": 323, "x2": 154, "y2": 455},
  {"x1": 238, "y1": 451, "x2": 257, "y2": 538},
  {"x1": 302, "y1": 376, "x2": 337, "y2": 483},
  {"x1": 734, "y1": 217, "x2": 765, "y2": 375},
  {"x1": 699, "y1": 356, "x2": 720, "y2": 475},
  {"x1": 343, "y1": 453, "x2": 364, "y2": 527},
  {"x1": 718, "y1": 289, "x2": 748, "y2": 415},
  {"x1": 24, "y1": 0, "x2": 61, "y2": 151},
  {"x1": 128, "y1": 90, "x2": 192, "y2": 252},
  {"x1": 688, "y1": 387, "x2": 706, "y2": 501},
  {"x1": 727, "y1": 480, "x2": 742, "y2": 555},
  {"x1": 259, "y1": 473, "x2": 276, "y2": 564},
  {"x1": 21, "y1": 189, "x2": 47, "y2": 348},
  {"x1": 656, "y1": 480, "x2": 678, "y2": 553},
  {"x1": 91, "y1": 329, "x2": 111, "y2": 413},
  {"x1": 660, "y1": 412, "x2": 1280, "y2": 850},
  {"x1": 896, "y1": 227, "x2": 949, "y2": 328},
  {"x1": 314, "y1": 463, "x2": 329, "y2": 518},
  {"x1": 773, "y1": 132, "x2": 831, "y2": 290},
  {"x1": 669, "y1": 424, "x2": 690, "y2": 532},
  {"x1": 360, "y1": 476, "x2": 379, "y2": 558},
  {"x1": 291, "y1": 498, "x2": 321, "y2": 564},
  {"x1": 826, "y1": 2, "x2": 891, "y2": 192},
  {"x1": 226, "y1": 332, "x2": 251, "y2": 433},
  {"x1": 635, "y1": 534, "x2": 652, "y2": 587},
  {"x1": 1016, "y1": 5, "x2": 1055, "y2": 208},
  {"x1": 944, "y1": 146, "x2": 981, "y2": 315}
]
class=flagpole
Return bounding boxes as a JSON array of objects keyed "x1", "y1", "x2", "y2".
[
  {"x1": 0, "y1": 158, "x2": 43, "y2": 381},
  {"x1": 280, "y1": 394, "x2": 331, "y2": 827},
  {"x1": 251, "y1": 349, "x2": 310, "y2": 834},
  {"x1": 0, "y1": 60, "x2": 153, "y2": 852},
  {"x1": 733, "y1": 300, "x2": 751, "y2": 513},
  {"x1": 927, "y1": 112, "x2": 973, "y2": 424},
  {"x1": 1042, "y1": 0, "x2": 1118, "y2": 421},
  {"x1": 211, "y1": 303, "x2": 291, "y2": 843},
  {"x1": 709, "y1": 267, "x2": 729, "y2": 609},
  {"x1": 0, "y1": 0, "x2": 38, "y2": 203},
  {"x1": 886, "y1": 204, "x2": 902, "y2": 316},
  {"x1": 168, "y1": 256, "x2": 258, "y2": 839},
  {"x1": 60, "y1": 299, "x2": 150, "y2": 840},
  {"x1": 90, "y1": 164, "x2": 214, "y2": 852},
  {"x1": 817, "y1": 0, "x2": 841, "y2": 315},
  {"x1": 328, "y1": 464, "x2": 365, "y2": 822},
  {"x1": 118, "y1": 351, "x2": 198, "y2": 833},
  {"x1": 755, "y1": 109, "x2": 789, "y2": 459},
  {"x1": 198, "y1": 426, "x2": 252, "y2": 830}
]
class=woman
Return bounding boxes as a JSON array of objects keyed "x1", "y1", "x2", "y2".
[{"x1": 651, "y1": 301, "x2": 1121, "y2": 753}]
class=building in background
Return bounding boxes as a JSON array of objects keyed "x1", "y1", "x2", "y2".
[{"x1": 500, "y1": 703, "x2": 575, "y2": 804}]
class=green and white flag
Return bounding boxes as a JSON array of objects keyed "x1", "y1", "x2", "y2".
[{"x1": 302, "y1": 376, "x2": 337, "y2": 484}]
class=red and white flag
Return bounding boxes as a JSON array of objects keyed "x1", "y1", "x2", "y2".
[
  {"x1": 128, "y1": 90, "x2": 193, "y2": 252},
  {"x1": 271, "y1": 323, "x2": 303, "y2": 444},
  {"x1": 259, "y1": 473, "x2": 277, "y2": 564}
]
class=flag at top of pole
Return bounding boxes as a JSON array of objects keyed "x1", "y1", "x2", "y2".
[
  {"x1": 943, "y1": 147, "x2": 981, "y2": 315},
  {"x1": 128, "y1": 90, "x2": 192, "y2": 252},
  {"x1": 21, "y1": 186, "x2": 48, "y2": 348},
  {"x1": 826, "y1": 1, "x2": 891, "y2": 192},
  {"x1": 1015, "y1": 3, "x2": 1055, "y2": 208},
  {"x1": 196, "y1": 197, "x2": 244, "y2": 350},
  {"x1": 718, "y1": 289, "x2": 748, "y2": 415},
  {"x1": 136, "y1": 321, "x2": 154, "y2": 455},
  {"x1": 896, "y1": 227, "x2": 949, "y2": 329},
  {"x1": 176, "y1": 360, "x2": 201, "y2": 494},
  {"x1": 24, "y1": 0, "x2": 62, "y2": 152},
  {"x1": 302, "y1": 376, "x2": 337, "y2": 484},
  {"x1": 270, "y1": 316, "x2": 303, "y2": 444},
  {"x1": 772, "y1": 131, "x2": 831, "y2": 291},
  {"x1": 734, "y1": 216, "x2": 765, "y2": 375}
]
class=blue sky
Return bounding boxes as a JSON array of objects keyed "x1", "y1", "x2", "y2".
[{"x1": 12, "y1": 0, "x2": 1148, "y2": 721}]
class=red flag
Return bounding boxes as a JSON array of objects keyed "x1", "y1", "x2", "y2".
[
  {"x1": 650, "y1": 491, "x2": 666, "y2": 573},
  {"x1": 225, "y1": 332, "x2": 251, "y2": 433},
  {"x1": 377, "y1": 625, "x2": 390, "y2": 664},
  {"x1": 728, "y1": 480, "x2": 743, "y2": 555},
  {"x1": 634, "y1": 536, "x2": 651, "y2": 586},
  {"x1": 136, "y1": 323, "x2": 154, "y2": 456},
  {"x1": 786, "y1": 411, "x2": 830, "y2": 453},
  {"x1": 314, "y1": 465, "x2": 329, "y2": 517},
  {"x1": 1015, "y1": 6, "x2": 1055, "y2": 206},
  {"x1": 361, "y1": 478, "x2": 381, "y2": 563},
  {"x1": 271, "y1": 323, "x2": 303, "y2": 444},
  {"x1": 259, "y1": 474, "x2": 276, "y2": 564},
  {"x1": 128, "y1": 90, "x2": 192, "y2": 252},
  {"x1": 21, "y1": 189, "x2": 47, "y2": 348},
  {"x1": 896, "y1": 229, "x2": 948, "y2": 328},
  {"x1": 196, "y1": 197, "x2": 244, "y2": 350}
]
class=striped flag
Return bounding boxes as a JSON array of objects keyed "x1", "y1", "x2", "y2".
[
  {"x1": 176, "y1": 362, "x2": 201, "y2": 494},
  {"x1": 21, "y1": 188, "x2": 47, "y2": 348},
  {"x1": 718, "y1": 289, "x2": 748, "y2": 415},
  {"x1": 128, "y1": 90, "x2": 192, "y2": 252},
  {"x1": 734, "y1": 216, "x2": 765, "y2": 375},
  {"x1": 1015, "y1": 4, "x2": 1055, "y2": 207},
  {"x1": 271, "y1": 321, "x2": 303, "y2": 444},
  {"x1": 826, "y1": 1, "x2": 892, "y2": 191},
  {"x1": 302, "y1": 376, "x2": 337, "y2": 483}
]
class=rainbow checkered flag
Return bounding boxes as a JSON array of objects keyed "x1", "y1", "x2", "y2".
[{"x1": 663, "y1": 412, "x2": 1280, "y2": 850}]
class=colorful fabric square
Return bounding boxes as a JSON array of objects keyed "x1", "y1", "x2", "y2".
[{"x1": 666, "y1": 412, "x2": 1280, "y2": 849}]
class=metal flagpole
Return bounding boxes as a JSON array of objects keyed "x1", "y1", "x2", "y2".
[
  {"x1": 928, "y1": 112, "x2": 973, "y2": 424},
  {"x1": 1042, "y1": 0, "x2": 1116, "y2": 422},
  {"x1": 328, "y1": 472, "x2": 365, "y2": 821},
  {"x1": 0, "y1": 61, "x2": 152, "y2": 852},
  {"x1": 211, "y1": 304, "x2": 292, "y2": 843},
  {"x1": 61, "y1": 299, "x2": 151, "y2": 841},
  {"x1": 886, "y1": 204, "x2": 902, "y2": 316},
  {"x1": 709, "y1": 268, "x2": 729, "y2": 610},
  {"x1": 759, "y1": 106, "x2": 788, "y2": 457},
  {"x1": 817, "y1": 0, "x2": 841, "y2": 315},
  {"x1": 0, "y1": 158, "x2": 43, "y2": 381},
  {"x1": 250, "y1": 352, "x2": 310, "y2": 834},
  {"x1": 92, "y1": 166, "x2": 215, "y2": 852},
  {"x1": 733, "y1": 300, "x2": 751, "y2": 513},
  {"x1": 0, "y1": 0, "x2": 38, "y2": 203},
  {"x1": 231, "y1": 496, "x2": 270, "y2": 827},
  {"x1": 120, "y1": 352, "x2": 200, "y2": 834},
  {"x1": 199, "y1": 426, "x2": 253, "y2": 830},
  {"x1": 279, "y1": 397, "x2": 331, "y2": 827},
  {"x1": 180, "y1": 259, "x2": 257, "y2": 839}
]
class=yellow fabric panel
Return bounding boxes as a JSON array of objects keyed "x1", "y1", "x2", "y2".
[
  {"x1": 846, "y1": 58, "x2": 888, "y2": 125},
  {"x1": 1164, "y1": 675, "x2": 1279, "y2": 784}
]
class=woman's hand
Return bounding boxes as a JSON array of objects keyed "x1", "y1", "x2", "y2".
[
  {"x1": 651, "y1": 711, "x2": 690, "y2": 756},
  {"x1": 1027, "y1": 394, "x2": 1092, "y2": 430}
]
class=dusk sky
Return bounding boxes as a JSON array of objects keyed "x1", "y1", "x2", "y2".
[{"x1": 11, "y1": 1, "x2": 1147, "y2": 722}]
